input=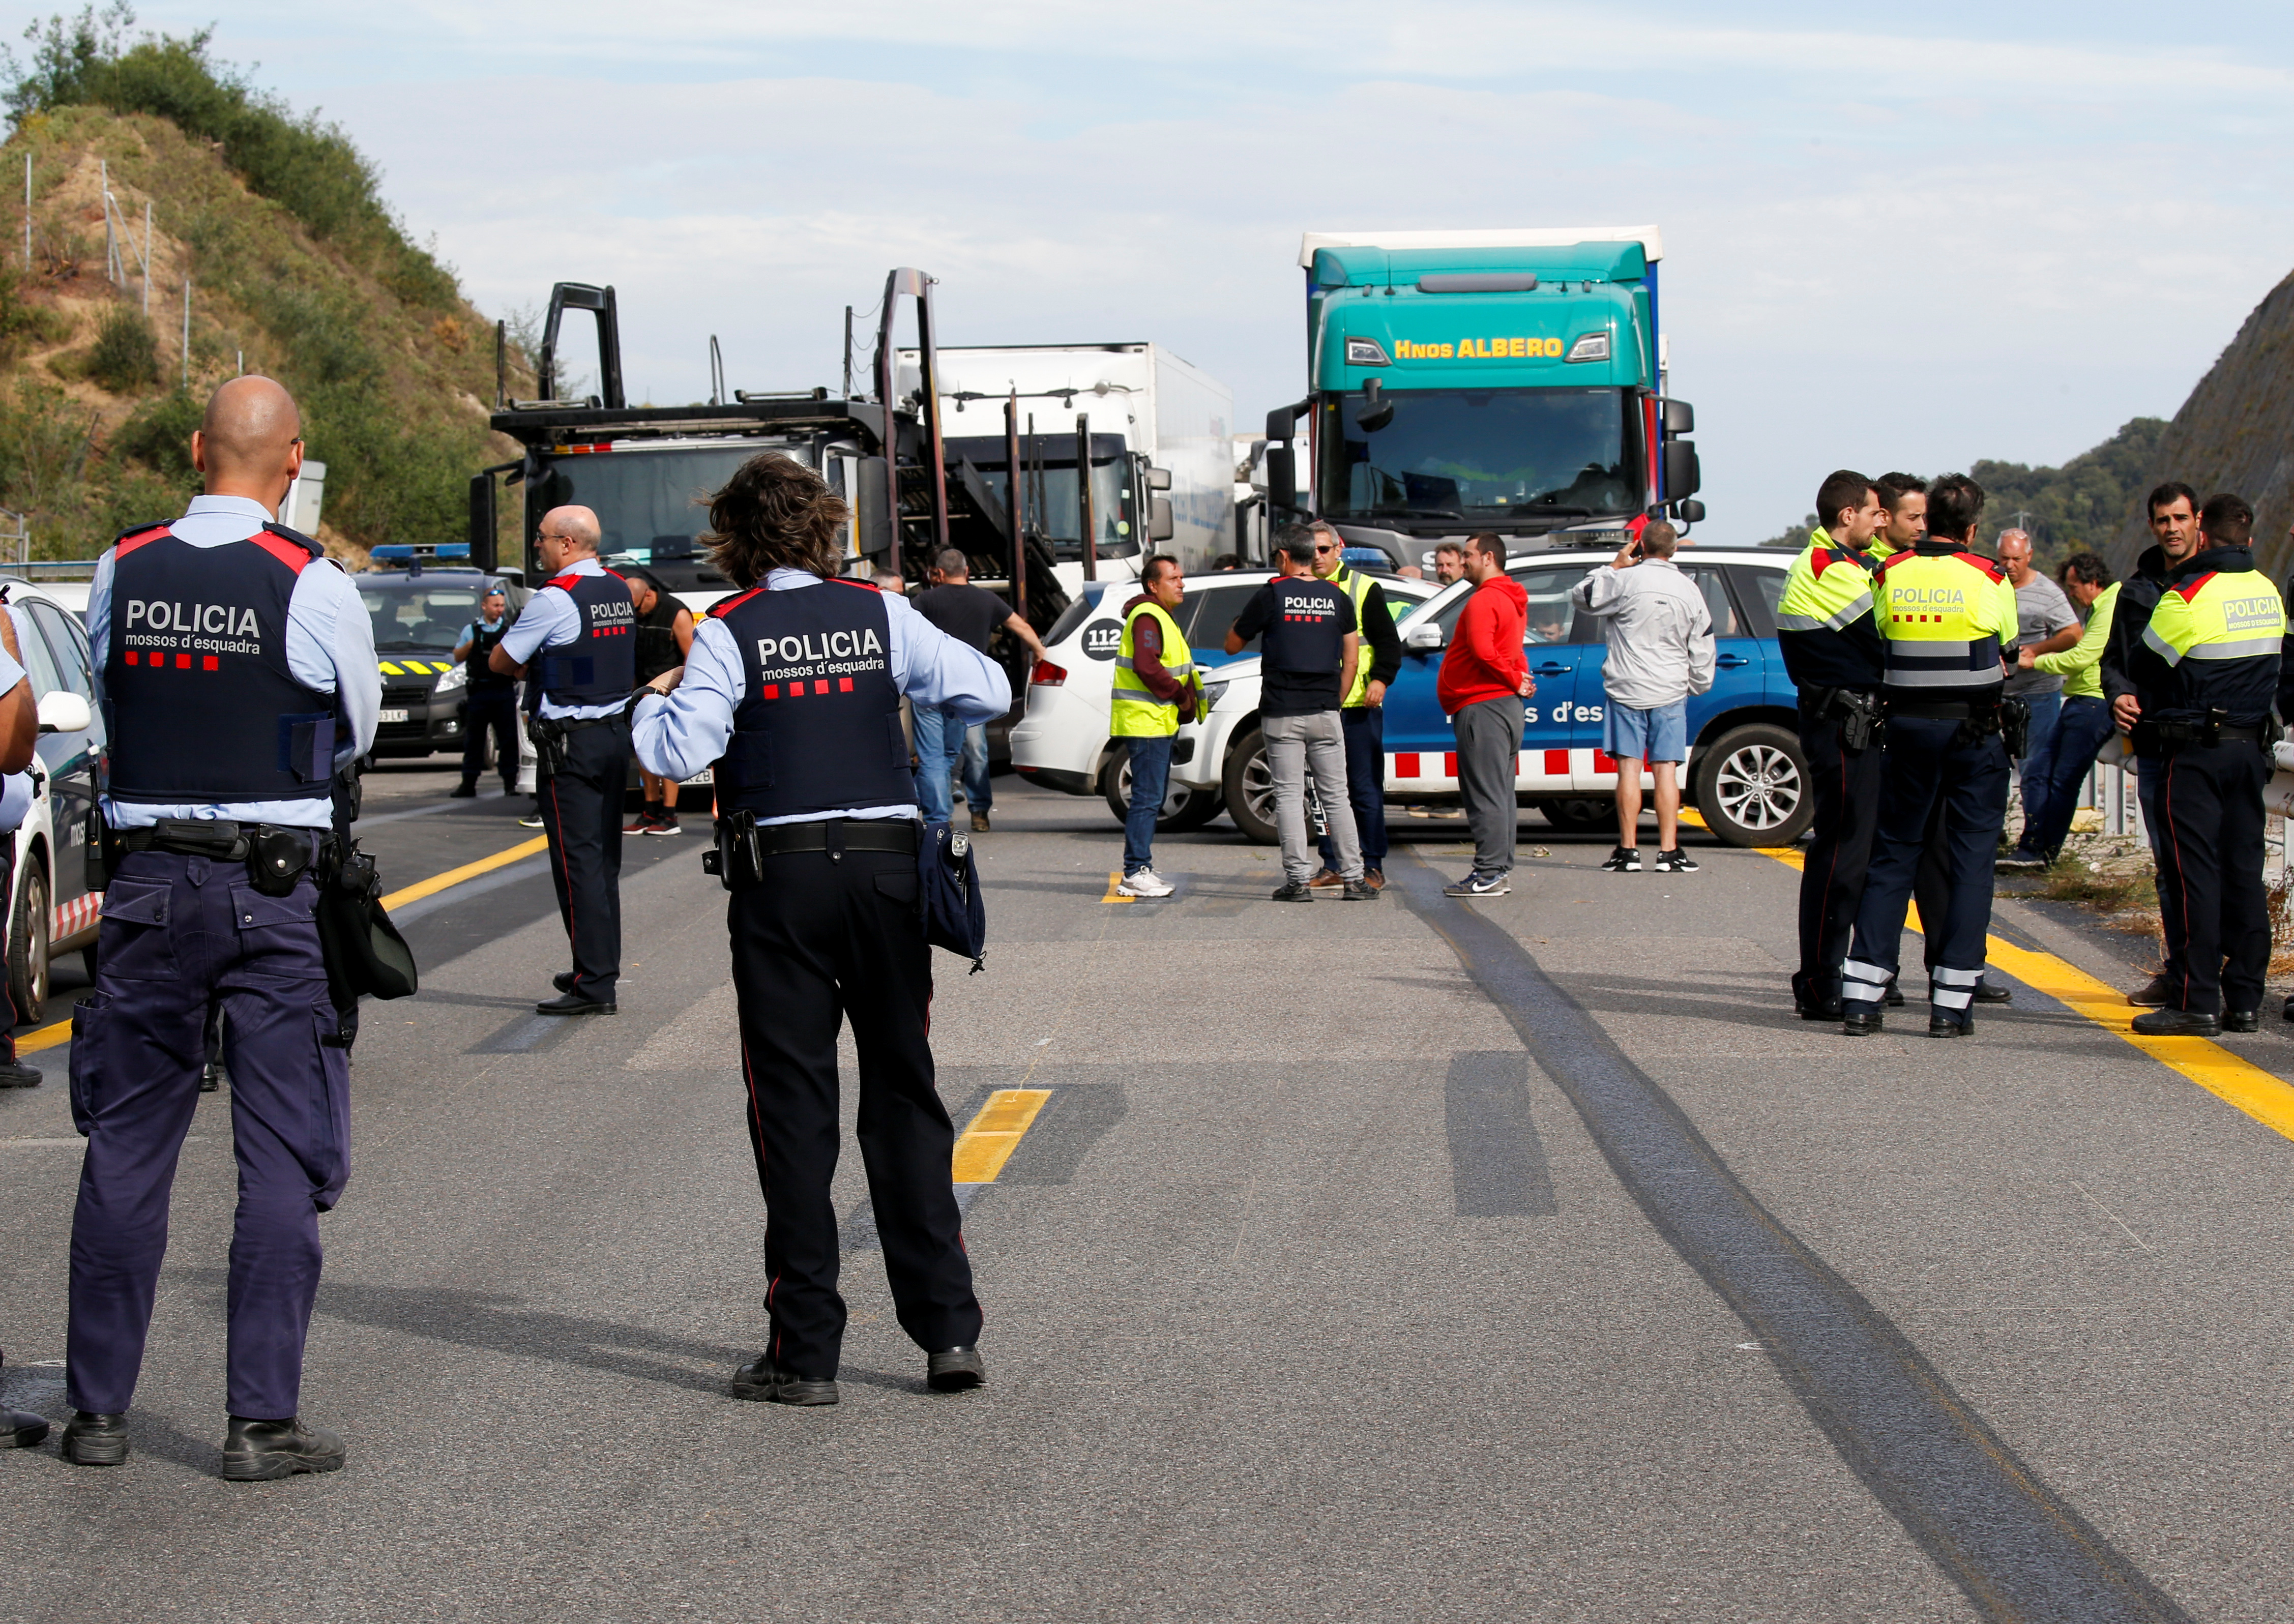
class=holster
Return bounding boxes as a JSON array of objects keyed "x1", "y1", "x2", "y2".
[
  {"x1": 2001, "y1": 697, "x2": 2032, "y2": 761},
  {"x1": 526, "y1": 715, "x2": 568, "y2": 777},
  {"x1": 1825, "y1": 687, "x2": 1884, "y2": 753}
]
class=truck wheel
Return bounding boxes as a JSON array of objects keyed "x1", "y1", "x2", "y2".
[
  {"x1": 1692, "y1": 723, "x2": 1813, "y2": 847},
  {"x1": 10, "y1": 858, "x2": 50, "y2": 1025},
  {"x1": 1103, "y1": 741, "x2": 1219, "y2": 832},
  {"x1": 1220, "y1": 728, "x2": 1279, "y2": 845},
  {"x1": 1539, "y1": 798, "x2": 1617, "y2": 833}
]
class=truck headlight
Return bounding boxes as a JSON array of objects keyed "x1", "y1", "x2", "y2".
[
  {"x1": 1565, "y1": 332, "x2": 1611, "y2": 364},
  {"x1": 1200, "y1": 680, "x2": 1229, "y2": 710},
  {"x1": 1345, "y1": 337, "x2": 1391, "y2": 367},
  {"x1": 434, "y1": 661, "x2": 468, "y2": 696}
]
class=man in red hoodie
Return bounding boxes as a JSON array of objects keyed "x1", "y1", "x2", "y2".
[{"x1": 1437, "y1": 533, "x2": 1532, "y2": 896}]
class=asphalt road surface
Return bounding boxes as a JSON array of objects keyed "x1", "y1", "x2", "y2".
[{"x1": 5, "y1": 764, "x2": 2293, "y2": 1622}]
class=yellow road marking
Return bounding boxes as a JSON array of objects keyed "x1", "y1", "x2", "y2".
[
  {"x1": 1735, "y1": 837, "x2": 2294, "y2": 1142},
  {"x1": 378, "y1": 836, "x2": 550, "y2": 911},
  {"x1": 950, "y1": 1088, "x2": 1053, "y2": 1183},
  {"x1": 1099, "y1": 869, "x2": 1134, "y2": 904},
  {"x1": 15, "y1": 835, "x2": 555, "y2": 1055}
]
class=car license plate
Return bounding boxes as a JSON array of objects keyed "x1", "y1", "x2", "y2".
[
  {"x1": 680, "y1": 769, "x2": 713, "y2": 787},
  {"x1": 377, "y1": 708, "x2": 409, "y2": 724}
]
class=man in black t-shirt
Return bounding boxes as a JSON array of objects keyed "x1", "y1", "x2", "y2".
[
  {"x1": 912, "y1": 548, "x2": 1047, "y2": 830},
  {"x1": 1228, "y1": 526, "x2": 1375, "y2": 902}
]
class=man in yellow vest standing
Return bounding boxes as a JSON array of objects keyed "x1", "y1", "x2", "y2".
[
  {"x1": 1111, "y1": 553, "x2": 1200, "y2": 898},
  {"x1": 1839, "y1": 474, "x2": 2020, "y2": 1039},
  {"x1": 1306, "y1": 522, "x2": 1402, "y2": 890},
  {"x1": 2116, "y1": 492, "x2": 2284, "y2": 1035}
]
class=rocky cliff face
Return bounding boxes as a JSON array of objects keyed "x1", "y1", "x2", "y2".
[{"x1": 2113, "y1": 272, "x2": 2294, "y2": 581}]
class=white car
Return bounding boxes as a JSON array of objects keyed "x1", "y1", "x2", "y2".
[
  {"x1": 1193, "y1": 546, "x2": 1811, "y2": 848},
  {"x1": 1008, "y1": 567, "x2": 1437, "y2": 832},
  {"x1": 0, "y1": 577, "x2": 109, "y2": 1022}
]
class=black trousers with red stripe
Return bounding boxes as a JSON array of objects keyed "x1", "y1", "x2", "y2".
[
  {"x1": 728, "y1": 842, "x2": 980, "y2": 1379},
  {"x1": 1796, "y1": 698, "x2": 1885, "y2": 995},
  {"x1": 2154, "y1": 740, "x2": 2270, "y2": 1016},
  {"x1": 537, "y1": 717, "x2": 630, "y2": 1002}
]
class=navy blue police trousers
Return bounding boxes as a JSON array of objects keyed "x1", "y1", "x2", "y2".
[
  {"x1": 1840, "y1": 716, "x2": 2011, "y2": 1026},
  {"x1": 728, "y1": 843, "x2": 981, "y2": 1379},
  {"x1": 1795, "y1": 696, "x2": 1885, "y2": 997},
  {"x1": 538, "y1": 717, "x2": 630, "y2": 1002},
  {"x1": 66, "y1": 845, "x2": 349, "y2": 1421},
  {"x1": 2153, "y1": 739, "x2": 2271, "y2": 1016}
]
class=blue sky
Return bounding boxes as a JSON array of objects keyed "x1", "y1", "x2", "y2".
[{"x1": 64, "y1": 1, "x2": 2294, "y2": 540}]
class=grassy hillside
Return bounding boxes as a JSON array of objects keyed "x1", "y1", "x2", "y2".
[{"x1": 0, "y1": 16, "x2": 532, "y2": 560}]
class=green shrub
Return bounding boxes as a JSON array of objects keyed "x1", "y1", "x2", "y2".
[
  {"x1": 112, "y1": 387, "x2": 200, "y2": 480},
  {"x1": 87, "y1": 303, "x2": 157, "y2": 392}
]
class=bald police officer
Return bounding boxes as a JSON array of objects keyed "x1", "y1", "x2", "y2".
[
  {"x1": 492, "y1": 507, "x2": 634, "y2": 1015},
  {"x1": 1839, "y1": 474, "x2": 2018, "y2": 1039},
  {"x1": 63, "y1": 376, "x2": 380, "y2": 1477},
  {"x1": 633, "y1": 453, "x2": 1009, "y2": 1404}
]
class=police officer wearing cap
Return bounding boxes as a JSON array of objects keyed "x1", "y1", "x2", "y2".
[
  {"x1": 2115, "y1": 492, "x2": 2284, "y2": 1036},
  {"x1": 62, "y1": 375, "x2": 380, "y2": 1477},
  {"x1": 631, "y1": 452, "x2": 1009, "y2": 1405},
  {"x1": 492, "y1": 506, "x2": 634, "y2": 1015},
  {"x1": 450, "y1": 582, "x2": 517, "y2": 798},
  {"x1": 1838, "y1": 473, "x2": 2018, "y2": 1039},
  {"x1": 1774, "y1": 469, "x2": 1889, "y2": 1019}
]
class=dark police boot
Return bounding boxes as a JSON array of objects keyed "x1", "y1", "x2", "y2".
[
  {"x1": 0, "y1": 1057, "x2": 41, "y2": 1088},
  {"x1": 2223, "y1": 1009, "x2": 2260, "y2": 1033},
  {"x1": 1884, "y1": 979, "x2": 1905, "y2": 1008},
  {"x1": 2131, "y1": 1007, "x2": 2219, "y2": 1037},
  {"x1": 1971, "y1": 980, "x2": 2012, "y2": 1005},
  {"x1": 730, "y1": 1355, "x2": 837, "y2": 1406},
  {"x1": 2128, "y1": 973, "x2": 2173, "y2": 1008},
  {"x1": 1791, "y1": 972, "x2": 1843, "y2": 1021},
  {"x1": 220, "y1": 1416, "x2": 346, "y2": 1481},
  {"x1": 4, "y1": 1406, "x2": 46, "y2": 1449},
  {"x1": 1929, "y1": 1010, "x2": 1971, "y2": 1039},
  {"x1": 535, "y1": 992, "x2": 615, "y2": 1017},
  {"x1": 199, "y1": 1061, "x2": 225, "y2": 1094},
  {"x1": 552, "y1": 970, "x2": 578, "y2": 994},
  {"x1": 58, "y1": 1410, "x2": 128, "y2": 1466},
  {"x1": 927, "y1": 1347, "x2": 985, "y2": 1392},
  {"x1": 1841, "y1": 1008, "x2": 1884, "y2": 1037}
]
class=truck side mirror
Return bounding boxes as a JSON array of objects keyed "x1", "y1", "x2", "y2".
[
  {"x1": 1265, "y1": 446, "x2": 1297, "y2": 514},
  {"x1": 1147, "y1": 466, "x2": 1172, "y2": 491},
  {"x1": 1357, "y1": 378, "x2": 1393, "y2": 433},
  {"x1": 1662, "y1": 398, "x2": 1695, "y2": 437},
  {"x1": 1148, "y1": 497, "x2": 1174, "y2": 542},
  {"x1": 856, "y1": 456, "x2": 896, "y2": 556},
  {"x1": 1663, "y1": 440, "x2": 1701, "y2": 500},
  {"x1": 1672, "y1": 498, "x2": 1707, "y2": 523}
]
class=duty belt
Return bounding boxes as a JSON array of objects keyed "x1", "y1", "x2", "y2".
[
  {"x1": 2133, "y1": 713, "x2": 2267, "y2": 750},
  {"x1": 119, "y1": 819, "x2": 324, "y2": 861},
  {"x1": 703, "y1": 813, "x2": 921, "y2": 889}
]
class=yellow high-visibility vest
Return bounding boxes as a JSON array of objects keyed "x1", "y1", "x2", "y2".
[
  {"x1": 1871, "y1": 547, "x2": 2019, "y2": 694},
  {"x1": 1330, "y1": 564, "x2": 1376, "y2": 707},
  {"x1": 2142, "y1": 568, "x2": 2286, "y2": 667},
  {"x1": 1111, "y1": 600, "x2": 1194, "y2": 738}
]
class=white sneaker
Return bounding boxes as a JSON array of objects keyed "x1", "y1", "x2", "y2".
[{"x1": 1117, "y1": 869, "x2": 1175, "y2": 898}]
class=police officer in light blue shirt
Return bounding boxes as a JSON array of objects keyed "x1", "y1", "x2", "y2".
[
  {"x1": 0, "y1": 617, "x2": 41, "y2": 1096},
  {"x1": 632, "y1": 453, "x2": 1007, "y2": 1407},
  {"x1": 63, "y1": 377, "x2": 380, "y2": 1480},
  {"x1": 491, "y1": 505, "x2": 635, "y2": 1014}
]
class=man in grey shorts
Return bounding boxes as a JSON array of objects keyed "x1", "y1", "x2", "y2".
[{"x1": 1226, "y1": 525, "x2": 1377, "y2": 901}]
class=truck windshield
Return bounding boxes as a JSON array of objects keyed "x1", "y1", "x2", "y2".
[
  {"x1": 534, "y1": 444, "x2": 794, "y2": 557},
  {"x1": 942, "y1": 436, "x2": 1136, "y2": 560},
  {"x1": 1317, "y1": 387, "x2": 1642, "y2": 525}
]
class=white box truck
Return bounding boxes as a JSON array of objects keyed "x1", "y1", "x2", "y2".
[{"x1": 905, "y1": 342, "x2": 1236, "y2": 594}]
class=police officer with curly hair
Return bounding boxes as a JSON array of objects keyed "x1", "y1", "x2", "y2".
[{"x1": 632, "y1": 453, "x2": 1009, "y2": 1405}]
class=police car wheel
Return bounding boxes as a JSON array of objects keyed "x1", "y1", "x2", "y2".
[
  {"x1": 8, "y1": 859, "x2": 49, "y2": 1025},
  {"x1": 1102, "y1": 741, "x2": 1219, "y2": 833},
  {"x1": 1220, "y1": 728, "x2": 1279, "y2": 846},
  {"x1": 1691, "y1": 723, "x2": 1813, "y2": 848}
]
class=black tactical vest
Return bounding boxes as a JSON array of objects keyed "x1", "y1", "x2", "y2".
[
  {"x1": 103, "y1": 522, "x2": 340, "y2": 805},
  {"x1": 1260, "y1": 576, "x2": 1349, "y2": 673},
  {"x1": 529, "y1": 567, "x2": 636, "y2": 710},
  {"x1": 465, "y1": 617, "x2": 514, "y2": 694},
  {"x1": 712, "y1": 578, "x2": 914, "y2": 819},
  {"x1": 633, "y1": 594, "x2": 685, "y2": 685}
]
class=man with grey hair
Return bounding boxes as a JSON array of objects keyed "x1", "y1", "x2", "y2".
[
  {"x1": 911, "y1": 547, "x2": 1045, "y2": 830},
  {"x1": 1572, "y1": 520, "x2": 1714, "y2": 873}
]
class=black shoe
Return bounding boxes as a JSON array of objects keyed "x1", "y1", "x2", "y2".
[
  {"x1": 4, "y1": 1406, "x2": 46, "y2": 1449},
  {"x1": 1270, "y1": 881, "x2": 1314, "y2": 902},
  {"x1": 535, "y1": 992, "x2": 615, "y2": 1017},
  {"x1": 59, "y1": 1411, "x2": 128, "y2": 1466},
  {"x1": 2128, "y1": 973, "x2": 2173, "y2": 1008},
  {"x1": 448, "y1": 784, "x2": 477, "y2": 799},
  {"x1": 220, "y1": 1416, "x2": 346, "y2": 1482},
  {"x1": 552, "y1": 971, "x2": 578, "y2": 994},
  {"x1": 2131, "y1": 1008, "x2": 2219, "y2": 1037},
  {"x1": 1791, "y1": 973, "x2": 1842, "y2": 1021},
  {"x1": 1841, "y1": 1010, "x2": 1884, "y2": 1037},
  {"x1": 1599, "y1": 845, "x2": 1641, "y2": 873},
  {"x1": 0, "y1": 1057, "x2": 40, "y2": 1088},
  {"x1": 730, "y1": 1355, "x2": 838, "y2": 1405},
  {"x1": 198, "y1": 1062, "x2": 223, "y2": 1094},
  {"x1": 1884, "y1": 979, "x2": 1905, "y2": 1008},
  {"x1": 1341, "y1": 879, "x2": 1380, "y2": 901},
  {"x1": 1929, "y1": 1011, "x2": 1971, "y2": 1038},
  {"x1": 1971, "y1": 980, "x2": 2013, "y2": 1005},
  {"x1": 1651, "y1": 847, "x2": 1698, "y2": 873},
  {"x1": 2224, "y1": 1009, "x2": 2260, "y2": 1033},
  {"x1": 927, "y1": 1347, "x2": 986, "y2": 1392}
]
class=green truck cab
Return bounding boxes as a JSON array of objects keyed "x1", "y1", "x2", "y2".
[{"x1": 1265, "y1": 228, "x2": 1702, "y2": 558}]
